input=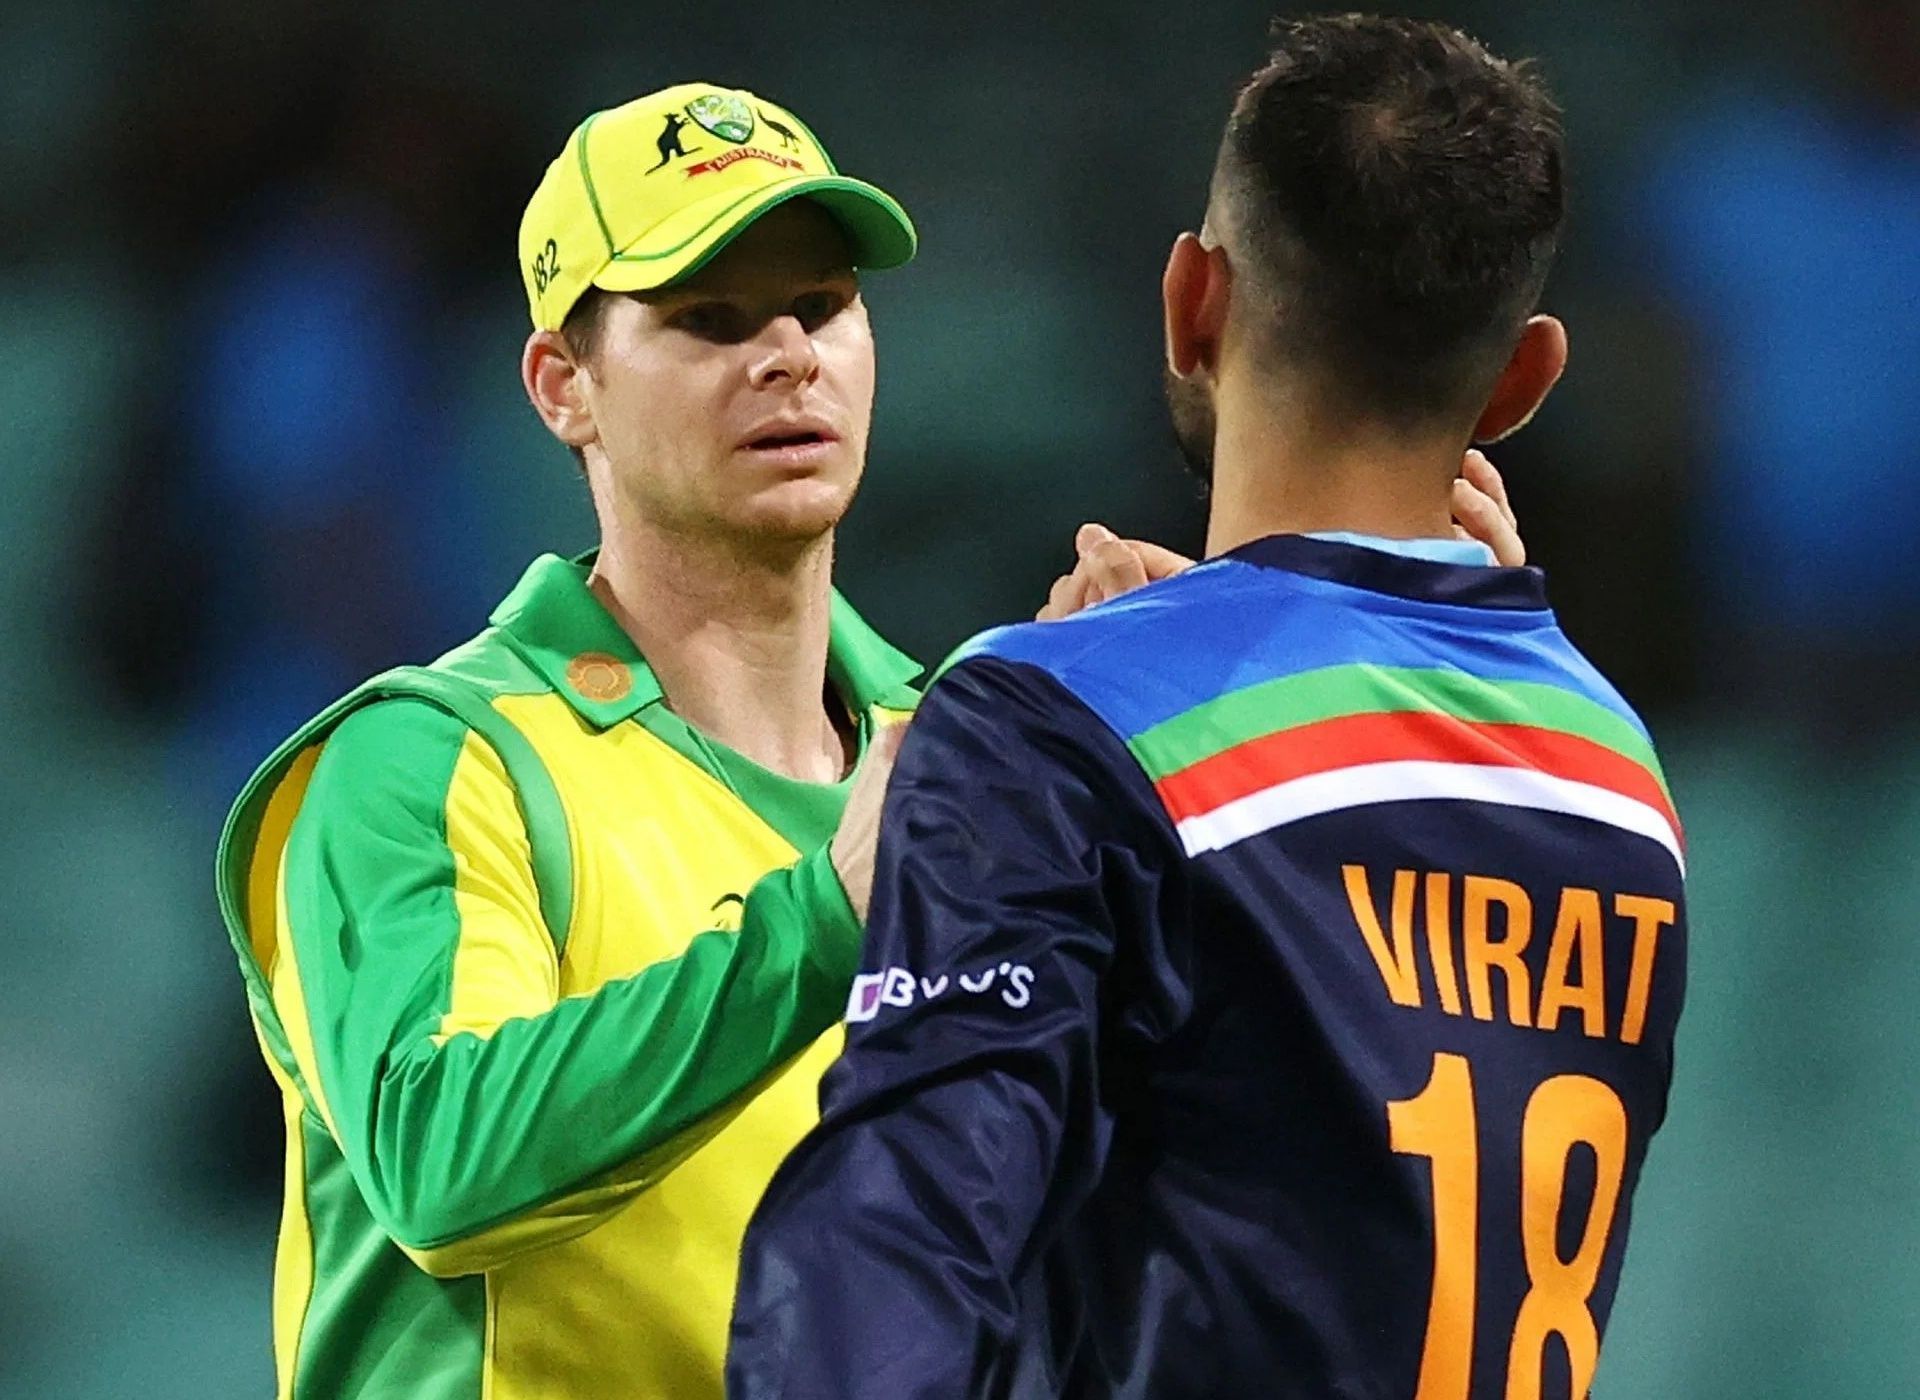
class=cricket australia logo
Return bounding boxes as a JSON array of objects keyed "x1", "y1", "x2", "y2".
[{"x1": 686, "y1": 92, "x2": 754, "y2": 144}]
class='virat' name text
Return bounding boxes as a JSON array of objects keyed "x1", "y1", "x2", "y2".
[{"x1": 1341, "y1": 864, "x2": 1674, "y2": 1044}]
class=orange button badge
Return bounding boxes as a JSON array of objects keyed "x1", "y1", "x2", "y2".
[{"x1": 566, "y1": 652, "x2": 632, "y2": 704}]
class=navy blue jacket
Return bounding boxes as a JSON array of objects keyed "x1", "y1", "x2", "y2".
[{"x1": 729, "y1": 537, "x2": 1687, "y2": 1399}]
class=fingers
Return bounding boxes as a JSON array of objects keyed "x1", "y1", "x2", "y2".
[
  {"x1": 1456, "y1": 450, "x2": 1522, "y2": 565},
  {"x1": 1038, "y1": 525, "x2": 1197, "y2": 620},
  {"x1": 1451, "y1": 475, "x2": 1525, "y2": 567},
  {"x1": 1038, "y1": 525, "x2": 1137, "y2": 620},
  {"x1": 1077, "y1": 528, "x2": 1151, "y2": 604},
  {"x1": 1076, "y1": 524, "x2": 1193, "y2": 579},
  {"x1": 1074, "y1": 522, "x2": 1117, "y2": 554},
  {"x1": 1037, "y1": 569, "x2": 1094, "y2": 621},
  {"x1": 1462, "y1": 450, "x2": 1516, "y2": 529},
  {"x1": 1124, "y1": 539, "x2": 1196, "y2": 581},
  {"x1": 1079, "y1": 525, "x2": 1194, "y2": 585}
]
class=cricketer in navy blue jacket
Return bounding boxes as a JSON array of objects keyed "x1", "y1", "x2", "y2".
[{"x1": 727, "y1": 536, "x2": 1687, "y2": 1399}]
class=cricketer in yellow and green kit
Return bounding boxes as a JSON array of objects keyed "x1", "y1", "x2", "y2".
[{"x1": 214, "y1": 83, "x2": 918, "y2": 1400}]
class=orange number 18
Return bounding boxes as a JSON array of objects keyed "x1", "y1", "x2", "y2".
[{"x1": 1388, "y1": 1052, "x2": 1629, "y2": 1400}]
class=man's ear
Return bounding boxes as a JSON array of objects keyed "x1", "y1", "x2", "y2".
[
  {"x1": 1474, "y1": 315, "x2": 1568, "y2": 444},
  {"x1": 522, "y1": 330, "x2": 599, "y2": 450},
  {"x1": 1163, "y1": 232, "x2": 1233, "y2": 379}
]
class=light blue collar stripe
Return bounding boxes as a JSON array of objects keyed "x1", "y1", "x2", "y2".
[{"x1": 1306, "y1": 531, "x2": 1497, "y2": 567}]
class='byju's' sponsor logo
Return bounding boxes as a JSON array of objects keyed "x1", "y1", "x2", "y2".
[{"x1": 844, "y1": 962, "x2": 1036, "y2": 1024}]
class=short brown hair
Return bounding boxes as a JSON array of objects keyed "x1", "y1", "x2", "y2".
[{"x1": 1215, "y1": 15, "x2": 1565, "y2": 425}]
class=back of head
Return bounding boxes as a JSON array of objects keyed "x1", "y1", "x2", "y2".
[{"x1": 1213, "y1": 15, "x2": 1565, "y2": 429}]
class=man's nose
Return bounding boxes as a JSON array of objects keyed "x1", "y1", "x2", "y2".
[{"x1": 749, "y1": 314, "x2": 821, "y2": 390}]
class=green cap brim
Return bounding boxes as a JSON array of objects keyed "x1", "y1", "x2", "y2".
[{"x1": 594, "y1": 175, "x2": 917, "y2": 294}]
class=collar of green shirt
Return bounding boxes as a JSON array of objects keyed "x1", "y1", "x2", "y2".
[{"x1": 487, "y1": 551, "x2": 923, "y2": 731}]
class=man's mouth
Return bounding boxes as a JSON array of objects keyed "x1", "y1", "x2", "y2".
[
  {"x1": 746, "y1": 430, "x2": 832, "y2": 451},
  {"x1": 740, "y1": 425, "x2": 840, "y2": 466}
]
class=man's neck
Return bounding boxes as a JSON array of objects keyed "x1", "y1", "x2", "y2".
[
  {"x1": 1203, "y1": 381, "x2": 1468, "y2": 558},
  {"x1": 589, "y1": 515, "x2": 850, "y2": 784}
]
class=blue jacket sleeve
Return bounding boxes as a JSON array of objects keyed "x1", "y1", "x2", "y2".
[{"x1": 727, "y1": 653, "x2": 1186, "y2": 1400}]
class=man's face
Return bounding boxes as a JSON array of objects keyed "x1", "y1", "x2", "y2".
[{"x1": 578, "y1": 201, "x2": 875, "y2": 551}]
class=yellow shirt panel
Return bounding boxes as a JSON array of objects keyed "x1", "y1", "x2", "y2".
[{"x1": 482, "y1": 691, "x2": 843, "y2": 1400}]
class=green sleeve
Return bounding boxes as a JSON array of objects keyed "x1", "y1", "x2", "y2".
[{"x1": 282, "y1": 699, "x2": 861, "y2": 1274}]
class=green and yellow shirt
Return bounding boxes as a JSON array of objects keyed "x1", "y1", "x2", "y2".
[{"x1": 214, "y1": 553, "x2": 920, "y2": 1399}]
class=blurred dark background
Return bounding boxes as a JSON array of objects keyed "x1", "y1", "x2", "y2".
[{"x1": 2, "y1": 0, "x2": 1917, "y2": 1394}]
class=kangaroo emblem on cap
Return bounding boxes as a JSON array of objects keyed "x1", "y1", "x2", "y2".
[
  {"x1": 686, "y1": 92, "x2": 754, "y2": 144},
  {"x1": 646, "y1": 112, "x2": 701, "y2": 174}
]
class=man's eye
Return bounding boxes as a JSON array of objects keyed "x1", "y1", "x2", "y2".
[
  {"x1": 675, "y1": 304, "x2": 749, "y2": 342},
  {"x1": 792, "y1": 290, "x2": 845, "y2": 332}
]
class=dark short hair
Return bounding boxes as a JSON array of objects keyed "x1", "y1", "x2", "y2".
[
  {"x1": 1214, "y1": 15, "x2": 1565, "y2": 425},
  {"x1": 560, "y1": 287, "x2": 613, "y2": 366}
]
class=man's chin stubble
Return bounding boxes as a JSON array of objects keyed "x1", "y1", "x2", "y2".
[{"x1": 1162, "y1": 365, "x2": 1216, "y2": 488}]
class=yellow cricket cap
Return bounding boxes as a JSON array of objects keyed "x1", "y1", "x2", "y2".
[{"x1": 518, "y1": 83, "x2": 917, "y2": 331}]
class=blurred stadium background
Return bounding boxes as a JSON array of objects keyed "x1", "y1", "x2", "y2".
[{"x1": 2, "y1": 0, "x2": 1916, "y2": 1394}]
